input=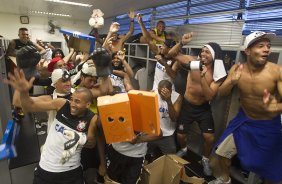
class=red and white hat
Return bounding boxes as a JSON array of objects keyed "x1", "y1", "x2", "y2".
[
  {"x1": 48, "y1": 57, "x2": 63, "y2": 72},
  {"x1": 244, "y1": 31, "x2": 276, "y2": 49}
]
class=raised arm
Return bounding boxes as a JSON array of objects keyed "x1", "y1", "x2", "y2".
[
  {"x1": 33, "y1": 42, "x2": 46, "y2": 56},
  {"x1": 12, "y1": 90, "x2": 52, "y2": 111},
  {"x1": 136, "y1": 14, "x2": 159, "y2": 54},
  {"x1": 117, "y1": 50, "x2": 134, "y2": 78},
  {"x1": 63, "y1": 48, "x2": 75, "y2": 63},
  {"x1": 120, "y1": 9, "x2": 135, "y2": 43},
  {"x1": 5, "y1": 69, "x2": 65, "y2": 112},
  {"x1": 174, "y1": 53, "x2": 196, "y2": 65},
  {"x1": 47, "y1": 42, "x2": 56, "y2": 50},
  {"x1": 102, "y1": 22, "x2": 120, "y2": 49},
  {"x1": 168, "y1": 32, "x2": 193, "y2": 58},
  {"x1": 123, "y1": 72, "x2": 134, "y2": 91},
  {"x1": 218, "y1": 63, "x2": 243, "y2": 96},
  {"x1": 149, "y1": 30, "x2": 165, "y2": 43},
  {"x1": 155, "y1": 55, "x2": 177, "y2": 79}
]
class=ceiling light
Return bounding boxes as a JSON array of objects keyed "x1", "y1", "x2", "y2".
[
  {"x1": 45, "y1": 0, "x2": 92, "y2": 7},
  {"x1": 30, "y1": 10, "x2": 71, "y2": 17}
]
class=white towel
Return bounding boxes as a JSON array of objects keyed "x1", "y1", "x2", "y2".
[{"x1": 213, "y1": 59, "x2": 227, "y2": 82}]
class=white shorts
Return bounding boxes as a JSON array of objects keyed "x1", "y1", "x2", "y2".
[{"x1": 215, "y1": 134, "x2": 237, "y2": 159}]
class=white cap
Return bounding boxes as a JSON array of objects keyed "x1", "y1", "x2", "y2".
[
  {"x1": 71, "y1": 62, "x2": 97, "y2": 85},
  {"x1": 51, "y1": 69, "x2": 70, "y2": 86},
  {"x1": 81, "y1": 62, "x2": 97, "y2": 77},
  {"x1": 244, "y1": 31, "x2": 276, "y2": 49}
]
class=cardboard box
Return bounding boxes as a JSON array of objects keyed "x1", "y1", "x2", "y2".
[
  {"x1": 59, "y1": 29, "x2": 95, "y2": 53},
  {"x1": 128, "y1": 90, "x2": 160, "y2": 136},
  {"x1": 140, "y1": 155, "x2": 204, "y2": 184},
  {"x1": 98, "y1": 93, "x2": 135, "y2": 144}
]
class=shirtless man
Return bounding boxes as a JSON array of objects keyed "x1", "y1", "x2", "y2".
[
  {"x1": 174, "y1": 33, "x2": 226, "y2": 176},
  {"x1": 103, "y1": 10, "x2": 135, "y2": 53},
  {"x1": 208, "y1": 31, "x2": 282, "y2": 184}
]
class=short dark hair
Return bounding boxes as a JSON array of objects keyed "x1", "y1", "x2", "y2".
[
  {"x1": 81, "y1": 71, "x2": 97, "y2": 78},
  {"x1": 157, "y1": 20, "x2": 165, "y2": 26},
  {"x1": 75, "y1": 87, "x2": 93, "y2": 103},
  {"x1": 52, "y1": 48, "x2": 65, "y2": 59},
  {"x1": 19, "y1": 27, "x2": 28, "y2": 32},
  {"x1": 111, "y1": 51, "x2": 118, "y2": 59},
  {"x1": 158, "y1": 80, "x2": 172, "y2": 90}
]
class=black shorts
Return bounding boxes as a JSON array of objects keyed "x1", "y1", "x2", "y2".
[
  {"x1": 33, "y1": 165, "x2": 83, "y2": 184},
  {"x1": 107, "y1": 145, "x2": 144, "y2": 184},
  {"x1": 81, "y1": 146, "x2": 100, "y2": 171},
  {"x1": 177, "y1": 98, "x2": 214, "y2": 134},
  {"x1": 148, "y1": 135, "x2": 176, "y2": 154}
]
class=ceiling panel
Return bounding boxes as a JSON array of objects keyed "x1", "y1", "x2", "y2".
[{"x1": 0, "y1": 0, "x2": 179, "y2": 20}]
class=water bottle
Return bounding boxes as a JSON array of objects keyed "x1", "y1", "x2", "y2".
[{"x1": 182, "y1": 61, "x2": 203, "y2": 71}]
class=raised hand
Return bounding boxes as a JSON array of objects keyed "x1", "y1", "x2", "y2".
[
  {"x1": 136, "y1": 13, "x2": 142, "y2": 24},
  {"x1": 4, "y1": 69, "x2": 34, "y2": 92},
  {"x1": 109, "y1": 22, "x2": 120, "y2": 33},
  {"x1": 201, "y1": 65, "x2": 208, "y2": 77},
  {"x1": 128, "y1": 9, "x2": 135, "y2": 20},
  {"x1": 181, "y1": 32, "x2": 193, "y2": 45},
  {"x1": 231, "y1": 63, "x2": 243, "y2": 85},
  {"x1": 263, "y1": 89, "x2": 278, "y2": 112},
  {"x1": 160, "y1": 87, "x2": 172, "y2": 102},
  {"x1": 117, "y1": 50, "x2": 125, "y2": 61},
  {"x1": 103, "y1": 36, "x2": 115, "y2": 52},
  {"x1": 155, "y1": 55, "x2": 166, "y2": 65}
]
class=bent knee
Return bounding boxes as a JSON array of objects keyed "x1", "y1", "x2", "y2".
[{"x1": 203, "y1": 133, "x2": 215, "y2": 143}]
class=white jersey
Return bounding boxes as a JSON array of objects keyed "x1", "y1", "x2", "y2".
[
  {"x1": 40, "y1": 101, "x2": 94, "y2": 172},
  {"x1": 156, "y1": 90, "x2": 179, "y2": 136},
  {"x1": 46, "y1": 89, "x2": 74, "y2": 133},
  {"x1": 43, "y1": 48, "x2": 52, "y2": 64},
  {"x1": 152, "y1": 61, "x2": 174, "y2": 90},
  {"x1": 110, "y1": 74, "x2": 126, "y2": 92},
  {"x1": 40, "y1": 119, "x2": 83, "y2": 172},
  {"x1": 134, "y1": 67, "x2": 147, "y2": 90},
  {"x1": 112, "y1": 142, "x2": 148, "y2": 158}
]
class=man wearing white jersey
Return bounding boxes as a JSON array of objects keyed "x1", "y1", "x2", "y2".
[
  {"x1": 5, "y1": 69, "x2": 100, "y2": 184},
  {"x1": 148, "y1": 80, "x2": 182, "y2": 154}
]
